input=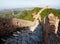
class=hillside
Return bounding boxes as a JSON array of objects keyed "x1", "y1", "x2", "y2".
[
  {"x1": 0, "y1": 7, "x2": 60, "y2": 21},
  {"x1": 14, "y1": 7, "x2": 60, "y2": 20}
]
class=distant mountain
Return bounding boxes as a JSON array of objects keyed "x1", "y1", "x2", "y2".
[
  {"x1": 0, "y1": 7, "x2": 34, "y2": 14},
  {"x1": 0, "y1": 7, "x2": 60, "y2": 21}
]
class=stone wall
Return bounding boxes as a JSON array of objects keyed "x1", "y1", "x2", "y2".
[
  {"x1": 0, "y1": 18, "x2": 17, "y2": 36},
  {"x1": 0, "y1": 18, "x2": 33, "y2": 37},
  {"x1": 43, "y1": 13, "x2": 60, "y2": 44}
]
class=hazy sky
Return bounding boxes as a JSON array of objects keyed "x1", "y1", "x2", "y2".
[{"x1": 0, "y1": 0, "x2": 60, "y2": 9}]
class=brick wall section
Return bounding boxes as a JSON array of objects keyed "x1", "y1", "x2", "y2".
[
  {"x1": 0, "y1": 18, "x2": 16, "y2": 36},
  {"x1": 43, "y1": 13, "x2": 60, "y2": 44},
  {"x1": 0, "y1": 18, "x2": 33, "y2": 37}
]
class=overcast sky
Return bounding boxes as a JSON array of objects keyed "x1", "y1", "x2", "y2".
[{"x1": 0, "y1": 0, "x2": 60, "y2": 9}]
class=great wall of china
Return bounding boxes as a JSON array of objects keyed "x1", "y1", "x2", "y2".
[
  {"x1": 0, "y1": 6, "x2": 51, "y2": 36},
  {"x1": 0, "y1": 6, "x2": 60, "y2": 44}
]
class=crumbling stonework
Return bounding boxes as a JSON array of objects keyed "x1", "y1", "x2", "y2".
[
  {"x1": 0, "y1": 14, "x2": 40, "y2": 37},
  {"x1": 43, "y1": 13, "x2": 59, "y2": 34},
  {"x1": 0, "y1": 18, "x2": 33, "y2": 37},
  {"x1": 43, "y1": 13, "x2": 60, "y2": 44},
  {"x1": 0, "y1": 18, "x2": 17, "y2": 37},
  {"x1": 48, "y1": 13, "x2": 59, "y2": 34}
]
